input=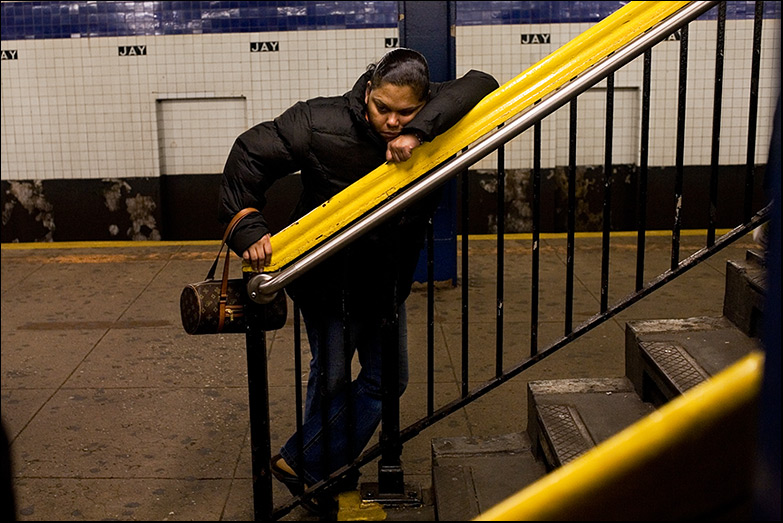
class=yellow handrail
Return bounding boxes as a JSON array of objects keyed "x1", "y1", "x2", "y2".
[{"x1": 262, "y1": 1, "x2": 691, "y2": 272}]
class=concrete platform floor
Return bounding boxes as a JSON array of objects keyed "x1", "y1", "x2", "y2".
[{"x1": 0, "y1": 232, "x2": 759, "y2": 521}]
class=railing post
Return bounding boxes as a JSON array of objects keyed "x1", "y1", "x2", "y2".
[
  {"x1": 361, "y1": 231, "x2": 421, "y2": 508},
  {"x1": 427, "y1": 218, "x2": 435, "y2": 416},
  {"x1": 378, "y1": 302, "x2": 404, "y2": 495},
  {"x1": 566, "y1": 98, "x2": 577, "y2": 335},
  {"x1": 708, "y1": 2, "x2": 726, "y2": 247},
  {"x1": 461, "y1": 167, "x2": 470, "y2": 397},
  {"x1": 672, "y1": 23, "x2": 689, "y2": 271},
  {"x1": 531, "y1": 122, "x2": 541, "y2": 357},
  {"x1": 243, "y1": 271, "x2": 274, "y2": 522},
  {"x1": 636, "y1": 49, "x2": 652, "y2": 292},
  {"x1": 600, "y1": 73, "x2": 615, "y2": 313},
  {"x1": 496, "y1": 143, "x2": 505, "y2": 377},
  {"x1": 744, "y1": 0, "x2": 764, "y2": 222}
]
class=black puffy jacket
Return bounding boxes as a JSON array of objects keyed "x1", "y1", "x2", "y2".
[{"x1": 219, "y1": 68, "x2": 498, "y2": 310}]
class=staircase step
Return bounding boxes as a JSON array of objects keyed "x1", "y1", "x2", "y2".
[
  {"x1": 723, "y1": 252, "x2": 766, "y2": 337},
  {"x1": 625, "y1": 316, "x2": 761, "y2": 405},
  {"x1": 527, "y1": 377, "x2": 655, "y2": 470},
  {"x1": 431, "y1": 433, "x2": 547, "y2": 521}
]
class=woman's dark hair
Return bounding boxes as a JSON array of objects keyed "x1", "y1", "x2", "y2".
[{"x1": 367, "y1": 48, "x2": 430, "y2": 102}]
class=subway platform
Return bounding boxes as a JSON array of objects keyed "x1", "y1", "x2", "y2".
[{"x1": 0, "y1": 232, "x2": 760, "y2": 521}]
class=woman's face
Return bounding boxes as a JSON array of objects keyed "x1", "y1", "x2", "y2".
[{"x1": 365, "y1": 82, "x2": 426, "y2": 142}]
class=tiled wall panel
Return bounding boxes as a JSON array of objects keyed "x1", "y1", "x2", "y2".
[
  {"x1": 1, "y1": 28, "x2": 398, "y2": 180},
  {"x1": 458, "y1": 16, "x2": 780, "y2": 171},
  {"x1": 1, "y1": 1, "x2": 780, "y2": 182}
]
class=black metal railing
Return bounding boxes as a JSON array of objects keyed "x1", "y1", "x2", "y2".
[{"x1": 247, "y1": 2, "x2": 773, "y2": 519}]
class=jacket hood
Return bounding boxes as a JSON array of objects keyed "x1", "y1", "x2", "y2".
[{"x1": 347, "y1": 69, "x2": 373, "y2": 125}]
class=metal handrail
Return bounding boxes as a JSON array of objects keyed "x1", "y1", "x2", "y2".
[
  {"x1": 247, "y1": 1, "x2": 719, "y2": 303},
  {"x1": 247, "y1": 0, "x2": 720, "y2": 303}
]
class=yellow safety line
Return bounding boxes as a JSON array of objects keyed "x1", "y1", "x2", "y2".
[
  {"x1": 264, "y1": 1, "x2": 692, "y2": 272},
  {"x1": 0, "y1": 240, "x2": 219, "y2": 250},
  {"x1": 474, "y1": 351, "x2": 764, "y2": 521},
  {"x1": 0, "y1": 228, "x2": 738, "y2": 251}
]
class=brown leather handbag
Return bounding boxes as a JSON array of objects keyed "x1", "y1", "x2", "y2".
[{"x1": 180, "y1": 208, "x2": 287, "y2": 334}]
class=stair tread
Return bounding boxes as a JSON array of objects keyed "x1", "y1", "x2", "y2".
[
  {"x1": 432, "y1": 432, "x2": 532, "y2": 458},
  {"x1": 529, "y1": 377, "x2": 655, "y2": 465},
  {"x1": 734, "y1": 255, "x2": 767, "y2": 291},
  {"x1": 431, "y1": 433, "x2": 547, "y2": 521},
  {"x1": 629, "y1": 316, "x2": 760, "y2": 377}
]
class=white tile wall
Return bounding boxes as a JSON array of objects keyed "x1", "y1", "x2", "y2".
[
  {"x1": 1, "y1": 28, "x2": 395, "y2": 180},
  {"x1": 1, "y1": 18, "x2": 779, "y2": 181},
  {"x1": 457, "y1": 17, "x2": 780, "y2": 171}
]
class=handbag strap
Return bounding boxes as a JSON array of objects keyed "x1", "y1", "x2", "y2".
[
  {"x1": 206, "y1": 207, "x2": 260, "y2": 281},
  {"x1": 209, "y1": 207, "x2": 259, "y2": 332}
]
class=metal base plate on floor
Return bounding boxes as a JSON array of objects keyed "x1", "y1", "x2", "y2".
[{"x1": 360, "y1": 482, "x2": 422, "y2": 507}]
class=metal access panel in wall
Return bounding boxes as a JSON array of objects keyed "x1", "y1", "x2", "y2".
[{"x1": 156, "y1": 97, "x2": 247, "y2": 175}]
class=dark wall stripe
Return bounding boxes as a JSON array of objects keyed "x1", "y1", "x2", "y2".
[{"x1": 0, "y1": 165, "x2": 766, "y2": 243}]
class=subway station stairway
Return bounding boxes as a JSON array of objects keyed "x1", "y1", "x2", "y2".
[
  {"x1": 254, "y1": 2, "x2": 770, "y2": 519},
  {"x1": 430, "y1": 250, "x2": 765, "y2": 520}
]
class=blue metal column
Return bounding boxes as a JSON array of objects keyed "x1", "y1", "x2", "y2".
[{"x1": 399, "y1": 1, "x2": 458, "y2": 285}]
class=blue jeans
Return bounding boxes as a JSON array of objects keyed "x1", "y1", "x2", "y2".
[{"x1": 280, "y1": 300, "x2": 408, "y2": 486}]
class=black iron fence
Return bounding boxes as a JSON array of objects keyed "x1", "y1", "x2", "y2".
[{"x1": 246, "y1": 2, "x2": 775, "y2": 519}]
